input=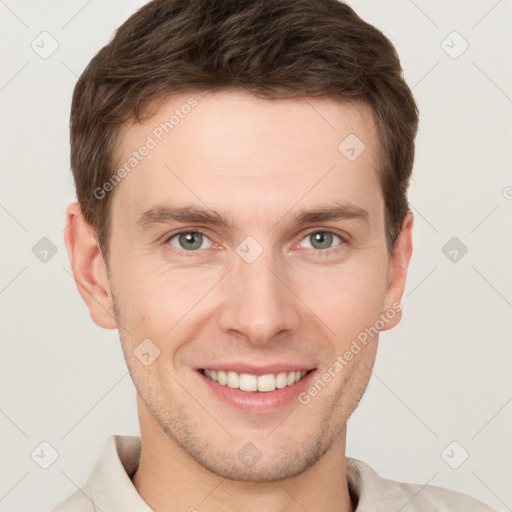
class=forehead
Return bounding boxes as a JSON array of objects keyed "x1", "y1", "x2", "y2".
[{"x1": 111, "y1": 89, "x2": 382, "y2": 230}]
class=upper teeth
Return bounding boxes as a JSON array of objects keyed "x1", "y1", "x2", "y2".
[{"x1": 203, "y1": 369, "x2": 307, "y2": 392}]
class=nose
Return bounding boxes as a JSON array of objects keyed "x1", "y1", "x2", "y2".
[{"x1": 218, "y1": 249, "x2": 302, "y2": 346}]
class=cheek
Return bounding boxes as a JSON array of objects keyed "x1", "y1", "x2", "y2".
[
  {"x1": 111, "y1": 244, "x2": 390, "y2": 345},
  {"x1": 112, "y1": 263, "x2": 210, "y2": 341},
  {"x1": 300, "y1": 259, "x2": 389, "y2": 338}
]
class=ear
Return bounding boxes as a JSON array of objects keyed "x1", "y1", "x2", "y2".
[
  {"x1": 380, "y1": 211, "x2": 414, "y2": 331},
  {"x1": 63, "y1": 202, "x2": 118, "y2": 329}
]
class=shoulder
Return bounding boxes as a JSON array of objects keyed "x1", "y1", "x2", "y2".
[
  {"x1": 50, "y1": 434, "x2": 132, "y2": 512},
  {"x1": 390, "y1": 479, "x2": 497, "y2": 511},
  {"x1": 51, "y1": 490, "x2": 95, "y2": 512},
  {"x1": 346, "y1": 457, "x2": 497, "y2": 512}
]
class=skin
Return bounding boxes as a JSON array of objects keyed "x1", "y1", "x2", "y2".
[{"x1": 64, "y1": 89, "x2": 413, "y2": 512}]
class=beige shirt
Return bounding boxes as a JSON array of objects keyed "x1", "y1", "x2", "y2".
[{"x1": 52, "y1": 435, "x2": 496, "y2": 512}]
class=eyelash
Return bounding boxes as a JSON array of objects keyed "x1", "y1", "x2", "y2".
[{"x1": 164, "y1": 228, "x2": 347, "y2": 257}]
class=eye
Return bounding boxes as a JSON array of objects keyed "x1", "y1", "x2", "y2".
[
  {"x1": 298, "y1": 231, "x2": 343, "y2": 251},
  {"x1": 164, "y1": 229, "x2": 344, "y2": 256},
  {"x1": 167, "y1": 230, "x2": 213, "y2": 252}
]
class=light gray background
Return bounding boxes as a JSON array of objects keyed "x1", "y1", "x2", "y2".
[{"x1": 0, "y1": 1, "x2": 511, "y2": 511}]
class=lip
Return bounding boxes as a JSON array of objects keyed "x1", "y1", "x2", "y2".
[
  {"x1": 195, "y1": 363, "x2": 315, "y2": 376},
  {"x1": 197, "y1": 368, "x2": 317, "y2": 413}
]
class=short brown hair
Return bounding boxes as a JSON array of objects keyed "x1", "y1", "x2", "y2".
[{"x1": 70, "y1": 0, "x2": 419, "y2": 261}]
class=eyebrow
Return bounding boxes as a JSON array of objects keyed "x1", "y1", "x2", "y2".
[{"x1": 134, "y1": 201, "x2": 369, "y2": 231}]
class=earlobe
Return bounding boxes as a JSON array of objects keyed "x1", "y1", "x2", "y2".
[
  {"x1": 63, "y1": 202, "x2": 118, "y2": 330},
  {"x1": 380, "y1": 211, "x2": 414, "y2": 331}
]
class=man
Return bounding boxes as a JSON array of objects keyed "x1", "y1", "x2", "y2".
[{"x1": 54, "y1": 0, "x2": 496, "y2": 510}]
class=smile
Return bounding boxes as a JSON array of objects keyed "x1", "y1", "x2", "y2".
[{"x1": 200, "y1": 369, "x2": 311, "y2": 392}]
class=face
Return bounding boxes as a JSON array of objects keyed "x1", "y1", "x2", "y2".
[{"x1": 67, "y1": 89, "x2": 412, "y2": 482}]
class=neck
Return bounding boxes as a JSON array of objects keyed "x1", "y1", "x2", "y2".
[{"x1": 132, "y1": 396, "x2": 354, "y2": 512}]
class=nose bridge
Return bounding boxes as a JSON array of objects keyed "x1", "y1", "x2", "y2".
[{"x1": 218, "y1": 243, "x2": 300, "y2": 344}]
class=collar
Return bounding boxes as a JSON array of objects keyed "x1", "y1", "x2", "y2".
[{"x1": 84, "y1": 434, "x2": 399, "y2": 512}]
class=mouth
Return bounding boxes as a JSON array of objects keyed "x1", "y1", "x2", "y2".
[
  {"x1": 198, "y1": 368, "x2": 315, "y2": 393},
  {"x1": 196, "y1": 366, "x2": 318, "y2": 413}
]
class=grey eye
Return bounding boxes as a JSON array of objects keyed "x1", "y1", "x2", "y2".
[
  {"x1": 169, "y1": 231, "x2": 212, "y2": 251},
  {"x1": 300, "y1": 231, "x2": 341, "y2": 250}
]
